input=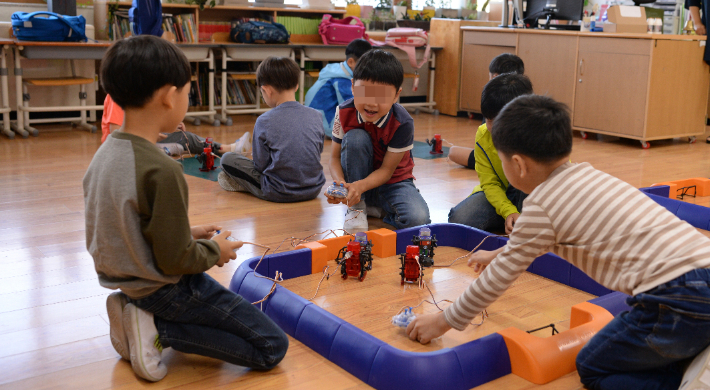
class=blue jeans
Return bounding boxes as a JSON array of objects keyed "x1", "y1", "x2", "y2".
[
  {"x1": 447, "y1": 185, "x2": 527, "y2": 233},
  {"x1": 341, "y1": 129, "x2": 430, "y2": 229},
  {"x1": 576, "y1": 269, "x2": 710, "y2": 390},
  {"x1": 128, "y1": 273, "x2": 289, "y2": 370}
]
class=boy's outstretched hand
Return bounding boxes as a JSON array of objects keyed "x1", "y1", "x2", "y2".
[
  {"x1": 191, "y1": 224, "x2": 221, "y2": 240},
  {"x1": 406, "y1": 311, "x2": 451, "y2": 344},
  {"x1": 467, "y1": 248, "x2": 499, "y2": 273},
  {"x1": 212, "y1": 230, "x2": 243, "y2": 267}
]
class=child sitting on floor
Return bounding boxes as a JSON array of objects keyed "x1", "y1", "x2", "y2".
[
  {"x1": 305, "y1": 39, "x2": 372, "y2": 138},
  {"x1": 325, "y1": 49, "x2": 431, "y2": 233},
  {"x1": 407, "y1": 94, "x2": 710, "y2": 390},
  {"x1": 448, "y1": 53, "x2": 525, "y2": 170},
  {"x1": 102, "y1": 94, "x2": 251, "y2": 156},
  {"x1": 448, "y1": 73, "x2": 533, "y2": 234},
  {"x1": 84, "y1": 36, "x2": 288, "y2": 382},
  {"x1": 218, "y1": 56, "x2": 326, "y2": 203}
]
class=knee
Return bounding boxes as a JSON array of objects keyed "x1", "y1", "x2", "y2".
[
  {"x1": 262, "y1": 329, "x2": 289, "y2": 370},
  {"x1": 342, "y1": 129, "x2": 371, "y2": 149},
  {"x1": 448, "y1": 207, "x2": 465, "y2": 225},
  {"x1": 576, "y1": 346, "x2": 600, "y2": 389},
  {"x1": 398, "y1": 206, "x2": 430, "y2": 228},
  {"x1": 220, "y1": 152, "x2": 237, "y2": 168}
]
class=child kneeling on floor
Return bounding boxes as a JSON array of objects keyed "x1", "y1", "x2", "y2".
[
  {"x1": 84, "y1": 36, "x2": 288, "y2": 382},
  {"x1": 325, "y1": 49, "x2": 431, "y2": 233},
  {"x1": 219, "y1": 56, "x2": 326, "y2": 203},
  {"x1": 408, "y1": 94, "x2": 710, "y2": 390}
]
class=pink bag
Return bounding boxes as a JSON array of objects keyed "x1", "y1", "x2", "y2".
[
  {"x1": 373, "y1": 28, "x2": 431, "y2": 91},
  {"x1": 318, "y1": 15, "x2": 367, "y2": 45}
]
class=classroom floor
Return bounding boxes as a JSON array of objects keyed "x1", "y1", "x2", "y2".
[{"x1": 1, "y1": 112, "x2": 709, "y2": 390}]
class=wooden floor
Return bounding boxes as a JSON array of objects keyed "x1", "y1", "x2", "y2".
[{"x1": 0, "y1": 113, "x2": 709, "y2": 390}]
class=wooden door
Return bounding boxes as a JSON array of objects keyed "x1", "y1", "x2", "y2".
[
  {"x1": 459, "y1": 44, "x2": 515, "y2": 113},
  {"x1": 574, "y1": 38, "x2": 650, "y2": 138},
  {"x1": 518, "y1": 34, "x2": 577, "y2": 110}
]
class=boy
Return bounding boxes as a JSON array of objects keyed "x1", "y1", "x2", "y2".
[
  {"x1": 305, "y1": 39, "x2": 372, "y2": 138},
  {"x1": 448, "y1": 53, "x2": 525, "y2": 169},
  {"x1": 407, "y1": 95, "x2": 710, "y2": 390},
  {"x1": 448, "y1": 73, "x2": 532, "y2": 234},
  {"x1": 84, "y1": 36, "x2": 288, "y2": 382},
  {"x1": 326, "y1": 49, "x2": 430, "y2": 233},
  {"x1": 219, "y1": 56, "x2": 326, "y2": 203}
]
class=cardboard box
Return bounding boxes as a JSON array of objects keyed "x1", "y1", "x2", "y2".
[{"x1": 606, "y1": 5, "x2": 647, "y2": 33}]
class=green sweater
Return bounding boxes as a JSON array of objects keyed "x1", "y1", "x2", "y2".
[
  {"x1": 83, "y1": 132, "x2": 220, "y2": 299},
  {"x1": 471, "y1": 123, "x2": 519, "y2": 219}
]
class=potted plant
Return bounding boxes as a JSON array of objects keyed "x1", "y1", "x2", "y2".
[
  {"x1": 393, "y1": 0, "x2": 408, "y2": 20},
  {"x1": 422, "y1": 0, "x2": 436, "y2": 19},
  {"x1": 361, "y1": 4, "x2": 374, "y2": 20},
  {"x1": 375, "y1": 0, "x2": 392, "y2": 20},
  {"x1": 437, "y1": 0, "x2": 459, "y2": 19},
  {"x1": 478, "y1": 0, "x2": 490, "y2": 20},
  {"x1": 399, "y1": 9, "x2": 432, "y2": 30},
  {"x1": 461, "y1": 0, "x2": 477, "y2": 20},
  {"x1": 185, "y1": 0, "x2": 216, "y2": 10},
  {"x1": 345, "y1": 0, "x2": 361, "y2": 18}
]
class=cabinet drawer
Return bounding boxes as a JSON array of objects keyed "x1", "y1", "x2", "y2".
[
  {"x1": 463, "y1": 31, "x2": 516, "y2": 47},
  {"x1": 578, "y1": 37, "x2": 651, "y2": 56}
]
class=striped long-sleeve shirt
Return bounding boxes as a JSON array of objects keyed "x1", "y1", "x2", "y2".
[{"x1": 444, "y1": 162, "x2": 710, "y2": 331}]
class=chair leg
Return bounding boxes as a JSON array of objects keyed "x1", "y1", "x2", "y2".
[
  {"x1": 76, "y1": 84, "x2": 96, "y2": 133},
  {"x1": 21, "y1": 83, "x2": 37, "y2": 137}
]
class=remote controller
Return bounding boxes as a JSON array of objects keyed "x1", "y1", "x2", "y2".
[{"x1": 326, "y1": 181, "x2": 348, "y2": 198}]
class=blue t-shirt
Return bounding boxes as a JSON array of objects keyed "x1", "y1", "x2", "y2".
[{"x1": 253, "y1": 101, "x2": 326, "y2": 201}]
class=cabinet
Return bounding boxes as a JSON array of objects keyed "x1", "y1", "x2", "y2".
[{"x1": 459, "y1": 32, "x2": 516, "y2": 113}]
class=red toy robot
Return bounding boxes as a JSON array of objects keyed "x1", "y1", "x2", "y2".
[
  {"x1": 196, "y1": 137, "x2": 217, "y2": 172},
  {"x1": 426, "y1": 134, "x2": 443, "y2": 155},
  {"x1": 399, "y1": 245, "x2": 424, "y2": 285},
  {"x1": 336, "y1": 232, "x2": 373, "y2": 282}
]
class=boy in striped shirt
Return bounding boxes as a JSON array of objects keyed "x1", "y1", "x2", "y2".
[{"x1": 407, "y1": 95, "x2": 710, "y2": 390}]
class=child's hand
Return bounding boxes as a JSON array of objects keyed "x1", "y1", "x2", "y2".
[
  {"x1": 176, "y1": 122, "x2": 186, "y2": 132},
  {"x1": 191, "y1": 224, "x2": 221, "y2": 240},
  {"x1": 505, "y1": 213, "x2": 520, "y2": 234},
  {"x1": 406, "y1": 312, "x2": 451, "y2": 344},
  {"x1": 467, "y1": 249, "x2": 497, "y2": 273},
  {"x1": 344, "y1": 181, "x2": 365, "y2": 206},
  {"x1": 212, "y1": 230, "x2": 242, "y2": 267},
  {"x1": 324, "y1": 180, "x2": 348, "y2": 205}
]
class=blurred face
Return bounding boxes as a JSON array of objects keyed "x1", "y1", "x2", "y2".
[{"x1": 352, "y1": 79, "x2": 401, "y2": 123}]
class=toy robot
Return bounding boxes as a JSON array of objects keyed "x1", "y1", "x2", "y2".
[
  {"x1": 425, "y1": 134, "x2": 443, "y2": 155},
  {"x1": 196, "y1": 137, "x2": 217, "y2": 172},
  {"x1": 336, "y1": 232, "x2": 373, "y2": 282},
  {"x1": 399, "y1": 245, "x2": 424, "y2": 285},
  {"x1": 411, "y1": 227, "x2": 437, "y2": 267}
]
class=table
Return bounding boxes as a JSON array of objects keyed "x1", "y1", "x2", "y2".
[
  {"x1": 0, "y1": 39, "x2": 13, "y2": 139},
  {"x1": 177, "y1": 43, "x2": 221, "y2": 127}
]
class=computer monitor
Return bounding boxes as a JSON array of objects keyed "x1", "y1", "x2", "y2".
[{"x1": 524, "y1": 0, "x2": 584, "y2": 29}]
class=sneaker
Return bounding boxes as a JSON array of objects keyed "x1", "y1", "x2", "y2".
[
  {"x1": 160, "y1": 143, "x2": 185, "y2": 157},
  {"x1": 106, "y1": 292, "x2": 129, "y2": 360},
  {"x1": 680, "y1": 344, "x2": 710, "y2": 390},
  {"x1": 366, "y1": 206, "x2": 385, "y2": 219},
  {"x1": 344, "y1": 207, "x2": 368, "y2": 234},
  {"x1": 233, "y1": 132, "x2": 252, "y2": 155},
  {"x1": 122, "y1": 303, "x2": 167, "y2": 382},
  {"x1": 218, "y1": 171, "x2": 246, "y2": 192}
]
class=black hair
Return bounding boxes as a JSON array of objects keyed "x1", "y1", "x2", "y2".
[
  {"x1": 256, "y1": 56, "x2": 300, "y2": 92},
  {"x1": 489, "y1": 53, "x2": 525, "y2": 76},
  {"x1": 345, "y1": 39, "x2": 373, "y2": 61},
  {"x1": 100, "y1": 35, "x2": 191, "y2": 110},
  {"x1": 491, "y1": 94, "x2": 573, "y2": 163},
  {"x1": 480, "y1": 73, "x2": 533, "y2": 121},
  {"x1": 352, "y1": 49, "x2": 404, "y2": 91}
]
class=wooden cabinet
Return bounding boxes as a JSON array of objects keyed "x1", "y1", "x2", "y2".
[
  {"x1": 459, "y1": 32, "x2": 516, "y2": 113},
  {"x1": 574, "y1": 38, "x2": 651, "y2": 137},
  {"x1": 517, "y1": 34, "x2": 577, "y2": 111}
]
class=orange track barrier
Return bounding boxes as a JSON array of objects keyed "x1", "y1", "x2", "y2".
[
  {"x1": 295, "y1": 241, "x2": 329, "y2": 274},
  {"x1": 498, "y1": 302, "x2": 614, "y2": 384},
  {"x1": 652, "y1": 178, "x2": 710, "y2": 198},
  {"x1": 367, "y1": 228, "x2": 397, "y2": 258}
]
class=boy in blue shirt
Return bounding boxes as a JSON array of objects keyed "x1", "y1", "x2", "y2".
[
  {"x1": 305, "y1": 39, "x2": 372, "y2": 138},
  {"x1": 325, "y1": 50, "x2": 430, "y2": 233},
  {"x1": 219, "y1": 56, "x2": 326, "y2": 203}
]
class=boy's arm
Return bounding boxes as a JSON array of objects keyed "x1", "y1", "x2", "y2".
[
  {"x1": 144, "y1": 167, "x2": 220, "y2": 275},
  {"x1": 329, "y1": 107, "x2": 346, "y2": 182},
  {"x1": 475, "y1": 140, "x2": 519, "y2": 219},
  {"x1": 252, "y1": 120, "x2": 270, "y2": 173},
  {"x1": 444, "y1": 204, "x2": 555, "y2": 330}
]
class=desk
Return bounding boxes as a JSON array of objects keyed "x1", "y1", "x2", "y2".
[
  {"x1": 0, "y1": 39, "x2": 13, "y2": 139},
  {"x1": 177, "y1": 43, "x2": 221, "y2": 127},
  {"x1": 299, "y1": 44, "x2": 443, "y2": 114},
  {"x1": 12, "y1": 40, "x2": 111, "y2": 137}
]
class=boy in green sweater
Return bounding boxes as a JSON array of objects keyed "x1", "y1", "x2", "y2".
[
  {"x1": 448, "y1": 73, "x2": 533, "y2": 234},
  {"x1": 83, "y1": 36, "x2": 288, "y2": 382}
]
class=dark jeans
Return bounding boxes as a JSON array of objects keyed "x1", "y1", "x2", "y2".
[
  {"x1": 341, "y1": 128, "x2": 430, "y2": 229},
  {"x1": 128, "y1": 273, "x2": 288, "y2": 370},
  {"x1": 447, "y1": 185, "x2": 527, "y2": 233},
  {"x1": 576, "y1": 269, "x2": 710, "y2": 390},
  {"x1": 158, "y1": 131, "x2": 222, "y2": 155}
]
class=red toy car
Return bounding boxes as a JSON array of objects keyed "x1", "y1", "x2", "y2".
[
  {"x1": 336, "y1": 232, "x2": 373, "y2": 282},
  {"x1": 399, "y1": 245, "x2": 424, "y2": 285}
]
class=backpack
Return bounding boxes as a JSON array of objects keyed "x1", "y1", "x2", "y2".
[
  {"x1": 231, "y1": 21, "x2": 289, "y2": 44},
  {"x1": 372, "y1": 28, "x2": 430, "y2": 92},
  {"x1": 129, "y1": 0, "x2": 164, "y2": 37},
  {"x1": 318, "y1": 15, "x2": 367, "y2": 45},
  {"x1": 11, "y1": 11, "x2": 88, "y2": 42}
]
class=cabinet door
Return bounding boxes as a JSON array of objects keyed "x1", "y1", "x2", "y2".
[
  {"x1": 459, "y1": 44, "x2": 515, "y2": 113},
  {"x1": 574, "y1": 43, "x2": 650, "y2": 137},
  {"x1": 518, "y1": 34, "x2": 577, "y2": 110}
]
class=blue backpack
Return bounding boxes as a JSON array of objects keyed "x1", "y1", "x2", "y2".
[
  {"x1": 11, "y1": 11, "x2": 88, "y2": 42},
  {"x1": 231, "y1": 21, "x2": 290, "y2": 44},
  {"x1": 129, "y1": 0, "x2": 163, "y2": 37}
]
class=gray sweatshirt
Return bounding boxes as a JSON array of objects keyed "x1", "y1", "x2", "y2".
[{"x1": 83, "y1": 132, "x2": 220, "y2": 299}]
